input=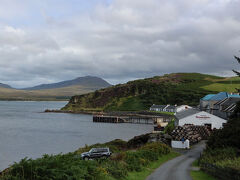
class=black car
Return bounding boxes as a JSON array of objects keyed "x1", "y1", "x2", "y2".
[{"x1": 81, "y1": 148, "x2": 112, "y2": 160}]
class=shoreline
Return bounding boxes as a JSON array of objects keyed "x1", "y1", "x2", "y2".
[
  {"x1": 0, "y1": 99, "x2": 69, "y2": 102},
  {"x1": 44, "y1": 109, "x2": 96, "y2": 115},
  {"x1": 44, "y1": 109, "x2": 175, "y2": 117}
]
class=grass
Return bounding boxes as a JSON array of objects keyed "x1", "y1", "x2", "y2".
[
  {"x1": 192, "y1": 159, "x2": 199, "y2": 167},
  {"x1": 191, "y1": 160, "x2": 216, "y2": 180},
  {"x1": 201, "y1": 83, "x2": 240, "y2": 92},
  {"x1": 63, "y1": 73, "x2": 240, "y2": 112},
  {"x1": 148, "y1": 111, "x2": 175, "y2": 116},
  {"x1": 190, "y1": 171, "x2": 216, "y2": 180},
  {"x1": 105, "y1": 96, "x2": 147, "y2": 111},
  {"x1": 126, "y1": 152, "x2": 179, "y2": 180}
]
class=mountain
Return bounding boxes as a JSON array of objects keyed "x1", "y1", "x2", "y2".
[
  {"x1": 62, "y1": 73, "x2": 240, "y2": 112},
  {"x1": 0, "y1": 76, "x2": 111, "y2": 100},
  {"x1": 0, "y1": 83, "x2": 12, "y2": 89},
  {"x1": 23, "y1": 76, "x2": 111, "y2": 90}
]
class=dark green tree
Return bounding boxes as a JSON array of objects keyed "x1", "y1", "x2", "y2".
[
  {"x1": 232, "y1": 56, "x2": 240, "y2": 92},
  {"x1": 232, "y1": 56, "x2": 240, "y2": 76}
]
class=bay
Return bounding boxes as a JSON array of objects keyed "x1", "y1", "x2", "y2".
[{"x1": 0, "y1": 101, "x2": 152, "y2": 170}]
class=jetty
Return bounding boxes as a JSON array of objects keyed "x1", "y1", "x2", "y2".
[{"x1": 93, "y1": 114, "x2": 171, "y2": 125}]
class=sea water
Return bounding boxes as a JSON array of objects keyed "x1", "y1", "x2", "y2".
[{"x1": 0, "y1": 101, "x2": 152, "y2": 170}]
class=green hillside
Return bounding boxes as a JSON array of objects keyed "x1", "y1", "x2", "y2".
[{"x1": 62, "y1": 73, "x2": 240, "y2": 112}]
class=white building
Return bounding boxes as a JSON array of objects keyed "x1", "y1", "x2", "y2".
[
  {"x1": 176, "y1": 105, "x2": 192, "y2": 112},
  {"x1": 150, "y1": 104, "x2": 192, "y2": 113},
  {"x1": 175, "y1": 109, "x2": 227, "y2": 129}
]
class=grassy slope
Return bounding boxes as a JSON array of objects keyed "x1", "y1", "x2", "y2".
[{"x1": 62, "y1": 73, "x2": 240, "y2": 112}]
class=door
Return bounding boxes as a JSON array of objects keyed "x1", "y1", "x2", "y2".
[{"x1": 204, "y1": 123, "x2": 212, "y2": 130}]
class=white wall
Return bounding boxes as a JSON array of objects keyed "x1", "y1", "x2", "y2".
[
  {"x1": 178, "y1": 111, "x2": 226, "y2": 129},
  {"x1": 171, "y1": 140, "x2": 190, "y2": 149}
]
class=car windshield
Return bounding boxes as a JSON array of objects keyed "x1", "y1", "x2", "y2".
[{"x1": 89, "y1": 148, "x2": 96, "y2": 153}]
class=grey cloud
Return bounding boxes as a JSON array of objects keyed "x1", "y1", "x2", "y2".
[{"x1": 0, "y1": 0, "x2": 240, "y2": 88}]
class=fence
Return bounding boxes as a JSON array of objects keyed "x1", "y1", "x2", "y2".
[{"x1": 200, "y1": 163, "x2": 240, "y2": 180}]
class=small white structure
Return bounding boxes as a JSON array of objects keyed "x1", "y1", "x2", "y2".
[
  {"x1": 171, "y1": 140, "x2": 190, "y2": 149},
  {"x1": 175, "y1": 109, "x2": 227, "y2": 129},
  {"x1": 150, "y1": 104, "x2": 192, "y2": 113},
  {"x1": 176, "y1": 105, "x2": 192, "y2": 112}
]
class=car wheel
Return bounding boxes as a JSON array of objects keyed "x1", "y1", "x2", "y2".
[
  {"x1": 102, "y1": 155, "x2": 108, "y2": 159},
  {"x1": 83, "y1": 157, "x2": 89, "y2": 161}
]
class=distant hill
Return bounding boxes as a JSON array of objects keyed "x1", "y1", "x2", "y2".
[
  {"x1": 0, "y1": 83, "x2": 12, "y2": 89},
  {"x1": 0, "y1": 76, "x2": 111, "y2": 100},
  {"x1": 62, "y1": 73, "x2": 240, "y2": 112},
  {"x1": 23, "y1": 76, "x2": 111, "y2": 90}
]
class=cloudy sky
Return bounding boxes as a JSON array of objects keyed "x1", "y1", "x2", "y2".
[{"x1": 0, "y1": 0, "x2": 240, "y2": 88}]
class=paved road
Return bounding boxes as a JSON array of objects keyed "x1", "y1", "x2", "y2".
[{"x1": 146, "y1": 141, "x2": 206, "y2": 180}]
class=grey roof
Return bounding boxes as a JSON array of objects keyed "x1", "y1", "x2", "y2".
[
  {"x1": 175, "y1": 109, "x2": 201, "y2": 120},
  {"x1": 221, "y1": 97, "x2": 240, "y2": 107},
  {"x1": 150, "y1": 105, "x2": 167, "y2": 109},
  {"x1": 214, "y1": 98, "x2": 228, "y2": 106},
  {"x1": 223, "y1": 104, "x2": 236, "y2": 112}
]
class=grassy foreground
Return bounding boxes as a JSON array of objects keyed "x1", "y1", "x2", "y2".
[
  {"x1": 190, "y1": 171, "x2": 216, "y2": 180},
  {"x1": 0, "y1": 138, "x2": 179, "y2": 180},
  {"x1": 191, "y1": 160, "x2": 216, "y2": 180}
]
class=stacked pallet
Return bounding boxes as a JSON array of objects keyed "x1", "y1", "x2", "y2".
[{"x1": 171, "y1": 125, "x2": 211, "y2": 144}]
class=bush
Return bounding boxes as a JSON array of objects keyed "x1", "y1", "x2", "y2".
[
  {"x1": 125, "y1": 152, "x2": 144, "y2": 172},
  {"x1": 138, "y1": 150, "x2": 158, "y2": 162},
  {"x1": 215, "y1": 157, "x2": 240, "y2": 170},
  {"x1": 104, "y1": 160, "x2": 128, "y2": 179},
  {"x1": 127, "y1": 134, "x2": 150, "y2": 148},
  {"x1": 140, "y1": 142, "x2": 171, "y2": 155},
  {"x1": 164, "y1": 119, "x2": 175, "y2": 134},
  {"x1": 0, "y1": 153, "x2": 106, "y2": 180},
  {"x1": 200, "y1": 148, "x2": 237, "y2": 164},
  {"x1": 110, "y1": 152, "x2": 126, "y2": 161}
]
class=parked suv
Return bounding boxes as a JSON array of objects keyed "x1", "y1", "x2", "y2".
[{"x1": 81, "y1": 148, "x2": 112, "y2": 160}]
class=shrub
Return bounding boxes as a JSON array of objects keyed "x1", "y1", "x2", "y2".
[
  {"x1": 104, "y1": 160, "x2": 128, "y2": 179},
  {"x1": 125, "y1": 152, "x2": 143, "y2": 172},
  {"x1": 140, "y1": 142, "x2": 171, "y2": 155},
  {"x1": 164, "y1": 119, "x2": 175, "y2": 134},
  {"x1": 0, "y1": 153, "x2": 106, "y2": 180},
  {"x1": 200, "y1": 148, "x2": 237, "y2": 164},
  {"x1": 110, "y1": 152, "x2": 126, "y2": 161},
  {"x1": 138, "y1": 150, "x2": 158, "y2": 162},
  {"x1": 215, "y1": 157, "x2": 240, "y2": 170},
  {"x1": 127, "y1": 134, "x2": 150, "y2": 148}
]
